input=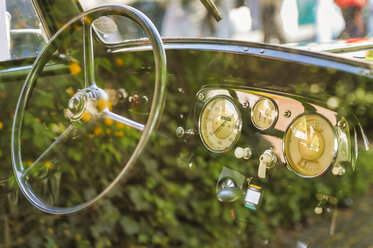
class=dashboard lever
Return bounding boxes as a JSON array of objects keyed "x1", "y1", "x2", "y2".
[
  {"x1": 258, "y1": 150, "x2": 277, "y2": 179},
  {"x1": 217, "y1": 188, "x2": 240, "y2": 202}
]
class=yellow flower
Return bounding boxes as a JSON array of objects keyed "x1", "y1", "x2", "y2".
[
  {"x1": 97, "y1": 100, "x2": 112, "y2": 111},
  {"x1": 65, "y1": 87, "x2": 75, "y2": 97},
  {"x1": 115, "y1": 57, "x2": 124, "y2": 67},
  {"x1": 81, "y1": 112, "x2": 92, "y2": 122},
  {"x1": 44, "y1": 161, "x2": 53, "y2": 169},
  {"x1": 73, "y1": 23, "x2": 81, "y2": 31},
  {"x1": 0, "y1": 122, "x2": 3, "y2": 130},
  {"x1": 116, "y1": 122, "x2": 126, "y2": 129},
  {"x1": 34, "y1": 118, "x2": 40, "y2": 123},
  {"x1": 75, "y1": 234, "x2": 82, "y2": 241},
  {"x1": 69, "y1": 62, "x2": 82, "y2": 76},
  {"x1": 114, "y1": 131, "x2": 124, "y2": 136},
  {"x1": 94, "y1": 126, "x2": 102, "y2": 136},
  {"x1": 106, "y1": 129, "x2": 111, "y2": 135},
  {"x1": 64, "y1": 229, "x2": 71, "y2": 236},
  {"x1": 104, "y1": 117, "x2": 113, "y2": 126},
  {"x1": 85, "y1": 17, "x2": 93, "y2": 24},
  {"x1": 27, "y1": 161, "x2": 33, "y2": 167}
]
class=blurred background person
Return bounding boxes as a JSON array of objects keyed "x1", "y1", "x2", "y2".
[
  {"x1": 316, "y1": 0, "x2": 344, "y2": 42},
  {"x1": 260, "y1": 0, "x2": 286, "y2": 43},
  {"x1": 334, "y1": 0, "x2": 367, "y2": 38},
  {"x1": 367, "y1": 0, "x2": 373, "y2": 36}
]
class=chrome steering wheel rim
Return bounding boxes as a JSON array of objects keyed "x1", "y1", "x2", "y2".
[{"x1": 11, "y1": 5, "x2": 167, "y2": 215}]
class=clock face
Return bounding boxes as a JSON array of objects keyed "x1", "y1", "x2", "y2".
[
  {"x1": 199, "y1": 96, "x2": 242, "y2": 153},
  {"x1": 284, "y1": 114, "x2": 337, "y2": 178}
]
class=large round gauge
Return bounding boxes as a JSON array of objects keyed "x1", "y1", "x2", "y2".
[
  {"x1": 251, "y1": 98, "x2": 278, "y2": 130},
  {"x1": 284, "y1": 114, "x2": 337, "y2": 178},
  {"x1": 199, "y1": 96, "x2": 242, "y2": 153}
]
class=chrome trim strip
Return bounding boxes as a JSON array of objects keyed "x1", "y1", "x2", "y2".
[
  {"x1": 0, "y1": 63, "x2": 68, "y2": 81},
  {"x1": 109, "y1": 38, "x2": 372, "y2": 76},
  {"x1": 31, "y1": 0, "x2": 52, "y2": 39}
]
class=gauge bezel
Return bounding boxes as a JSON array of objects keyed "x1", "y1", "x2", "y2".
[
  {"x1": 251, "y1": 97, "x2": 279, "y2": 131},
  {"x1": 198, "y1": 95, "x2": 242, "y2": 153},
  {"x1": 283, "y1": 113, "x2": 338, "y2": 178}
]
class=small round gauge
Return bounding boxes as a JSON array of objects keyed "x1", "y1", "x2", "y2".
[
  {"x1": 284, "y1": 114, "x2": 337, "y2": 178},
  {"x1": 199, "y1": 96, "x2": 242, "y2": 153},
  {"x1": 251, "y1": 98, "x2": 278, "y2": 130}
]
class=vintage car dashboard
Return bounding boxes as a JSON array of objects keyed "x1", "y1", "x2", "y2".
[
  {"x1": 193, "y1": 87, "x2": 355, "y2": 178},
  {"x1": 178, "y1": 85, "x2": 364, "y2": 215},
  {"x1": 1, "y1": 4, "x2": 373, "y2": 246}
]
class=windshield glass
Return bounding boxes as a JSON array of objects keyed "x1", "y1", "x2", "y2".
[{"x1": 79, "y1": 0, "x2": 371, "y2": 44}]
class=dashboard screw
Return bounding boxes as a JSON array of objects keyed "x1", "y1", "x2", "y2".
[
  {"x1": 284, "y1": 110, "x2": 291, "y2": 118},
  {"x1": 176, "y1": 127, "x2": 185, "y2": 137},
  {"x1": 338, "y1": 120, "x2": 346, "y2": 129},
  {"x1": 260, "y1": 49, "x2": 265, "y2": 54},
  {"x1": 242, "y1": 101, "x2": 249, "y2": 108},
  {"x1": 198, "y1": 93, "x2": 205, "y2": 101}
]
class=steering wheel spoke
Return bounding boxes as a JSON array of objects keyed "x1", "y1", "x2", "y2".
[
  {"x1": 83, "y1": 17, "x2": 95, "y2": 88},
  {"x1": 21, "y1": 125, "x2": 74, "y2": 180},
  {"x1": 102, "y1": 108, "x2": 145, "y2": 131}
]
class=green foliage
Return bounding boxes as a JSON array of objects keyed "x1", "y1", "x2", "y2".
[{"x1": 1, "y1": 34, "x2": 373, "y2": 248}]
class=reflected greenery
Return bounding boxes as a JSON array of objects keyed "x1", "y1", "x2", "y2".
[{"x1": 1, "y1": 36, "x2": 373, "y2": 247}]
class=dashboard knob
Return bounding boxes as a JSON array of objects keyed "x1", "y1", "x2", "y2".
[
  {"x1": 332, "y1": 165, "x2": 346, "y2": 176},
  {"x1": 217, "y1": 188, "x2": 240, "y2": 202},
  {"x1": 314, "y1": 206, "x2": 323, "y2": 215},
  {"x1": 216, "y1": 177, "x2": 240, "y2": 203},
  {"x1": 176, "y1": 127, "x2": 195, "y2": 138},
  {"x1": 234, "y1": 147, "x2": 252, "y2": 160}
]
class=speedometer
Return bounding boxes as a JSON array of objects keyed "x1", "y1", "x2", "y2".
[
  {"x1": 199, "y1": 96, "x2": 242, "y2": 153},
  {"x1": 284, "y1": 114, "x2": 337, "y2": 178}
]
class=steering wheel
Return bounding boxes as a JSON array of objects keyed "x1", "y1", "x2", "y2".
[{"x1": 11, "y1": 5, "x2": 167, "y2": 214}]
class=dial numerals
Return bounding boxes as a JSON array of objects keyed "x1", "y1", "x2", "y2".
[{"x1": 199, "y1": 97, "x2": 242, "y2": 153}]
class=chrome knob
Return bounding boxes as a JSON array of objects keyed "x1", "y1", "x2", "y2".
[
  {"x1": 234, "y1": 147, "x2": 252, "y2": 160},
  {"x1": 216, "y1": 177, "x2": 240, "y2": 203}
]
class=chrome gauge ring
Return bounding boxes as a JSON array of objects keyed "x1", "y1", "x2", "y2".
[
  {"x1": 199, "y1": 96, "x2": 242, "y2": 153},
  {"x1": 251, "y1": 97, "x2": 278, "y2": 131},
  {"x1": 283, "y1": 114, "x2": 337, "y2": 178}
]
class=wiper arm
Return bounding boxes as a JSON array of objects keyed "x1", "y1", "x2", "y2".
[{"x1": 200, "y1": 0, "x2": 222, "y2": 22}]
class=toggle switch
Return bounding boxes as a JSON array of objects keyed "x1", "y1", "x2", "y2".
[
  {"x1": 314, "y1": 193, "x2": 338, "y2": 215},
  {"x1": 258, "y1": 150, "x2": 277, "y2": 179}
]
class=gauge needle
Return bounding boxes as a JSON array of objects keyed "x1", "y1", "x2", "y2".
[
  {"x1": 214, "y1": 113, "x2": 233, "y2": 135},
  {"x1": 214, "y1": 120, "x2": 228, "y2": 135}
]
